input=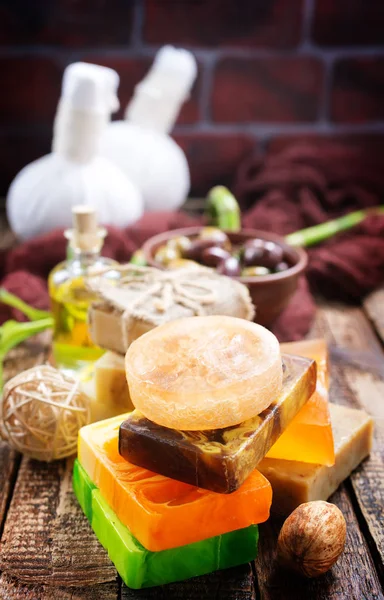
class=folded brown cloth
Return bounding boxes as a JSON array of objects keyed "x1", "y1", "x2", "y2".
[
  {"x1": 236, "y1": 140, "x2": 384, "y2": 305},
  {"x1": 1, "y1": 140, "x2": 383, "y2": 342}
]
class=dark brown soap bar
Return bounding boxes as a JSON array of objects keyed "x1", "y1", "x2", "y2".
[{"x1": 119, "y1": 354, "x2": 317, "y2": 493}]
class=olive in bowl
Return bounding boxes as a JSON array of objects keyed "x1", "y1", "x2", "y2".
[{"x1": 142, "y1": 227, "x2": 307, "y2": 326}]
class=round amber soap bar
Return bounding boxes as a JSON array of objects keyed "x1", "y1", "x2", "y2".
[{"x1": 125, "y1": 316, "x2": 283, "y2": 430}]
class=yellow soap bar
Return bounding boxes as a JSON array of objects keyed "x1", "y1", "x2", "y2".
[
  {"x1": 80, "y1": 352, "x2": 134, "y2": 423},
  {"x1": 94, "y1": 352, "x2": 132, "y2": 407},
  {"x1": 266, "y1": 339, "x2": 335, "y2": 465},
  {"x1": 258, "y1": 403, "x2": 373, "y2": 516}
]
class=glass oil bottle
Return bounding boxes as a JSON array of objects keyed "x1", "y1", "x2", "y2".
[{"x1": 48, "y1": 205, "x2": 119, "y2": 375}]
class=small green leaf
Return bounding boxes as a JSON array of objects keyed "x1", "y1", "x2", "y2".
[
  {"x1": 0, "y1": 288, "x2": 51, "y2": 321},
  {"x1": 130, "y1": 250, "x2": 147, "y2": 267},
  {"x1": 0, "y1": 317, "x2": 53, "y2": 390}
]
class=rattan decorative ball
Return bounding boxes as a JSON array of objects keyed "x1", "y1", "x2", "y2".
[{"x1": 0, "y1": 365, "x2": 90, "y2": 461}]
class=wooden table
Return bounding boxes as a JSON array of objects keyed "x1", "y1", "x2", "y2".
[{"x1": 0, "y1": 291, "x2": 383, "y2": 598}]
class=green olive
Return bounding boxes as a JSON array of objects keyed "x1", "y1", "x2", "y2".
[
  {"x1": 168, "y1": 258, "x2": 202, "y2": 270},
  {"x1": 199, "y1": 227, "x2": 231, "y2": 250},
  {"x1": 154, "y1": 245, "x2": 180, "y2": 265},
  {"x1": 241, "y1": 266, "x2": 271, "y2": 277},
  {"x1": 167, "y1": 235, "x2": 192, "y2": 256}
]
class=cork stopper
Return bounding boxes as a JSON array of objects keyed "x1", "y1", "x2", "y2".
[
  {"x1": 73, "y1": 205, "x2": 97, "y2": 234},
  {"x1": 65, "y1": 205, "x2": 106, "y2": 251}
]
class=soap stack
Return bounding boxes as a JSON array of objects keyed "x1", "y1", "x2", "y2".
[
  {"x1": 74, "y1": 312, "x2": 318, "y2": 587},
  {"x1": 73, "y1": 266, "x2": 373, "y2": 589}
]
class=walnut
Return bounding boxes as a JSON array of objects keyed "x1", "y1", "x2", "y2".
[{"x1": 277, "y1": 501, "x2": 347, "y2": 577}]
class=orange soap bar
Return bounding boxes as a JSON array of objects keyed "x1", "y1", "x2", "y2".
[
  {"x1": 266, "y1": 339, "x2": 335, "y2": 465},
  {"x1": 78, "y1": 415, "x2": 272, "y2": 552}
]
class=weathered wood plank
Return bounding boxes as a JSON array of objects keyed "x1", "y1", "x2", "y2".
[
  {"x1": 121, "y1": 564, "x2": 256, "y2": 600},
  {"x1": 0, "y1": 338, "x2": 50, "y2": 535},
  {"x1": 0, "y1": 457, "x2": 116, "y2": 586},
  {"x1": 308, "y1": 303, "x2": 384, "y2": 568},
  {"x1": 0, "y1": 336, "x2": 116, "y2": 588},
  {"x1": 255, "y1": 485, "x2": 384, "y2": 600},
  {"x1": 0, "y1": 444, "x2": 19, "y2": 536},
  {"x1": 0, "y1": 573, "x2": 118, "y2": 600},
  {"x1": 363, "y1": 286, "x2": 384, "y2": 344}
]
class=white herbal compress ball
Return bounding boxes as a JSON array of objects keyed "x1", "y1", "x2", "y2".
[
  {"x1": 101, "y1": 46, "x2": 197, "y2": 212},
  {"x1": 6, "y1": 62, "x2": 143, "y2": 241}
]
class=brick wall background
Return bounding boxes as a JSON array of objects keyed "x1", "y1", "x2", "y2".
[{"x1": 0, "y1": 0, "x2": 383, "y2": 199}]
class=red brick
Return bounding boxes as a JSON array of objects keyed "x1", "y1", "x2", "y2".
[
  {"x1": 83, "y1": 55, "x2": 201, "y2": 124},
  {"x1": 268, "y1": 133, "x2": 384, "y2": 155},
  {"x1": 0, "y1": 130, "x2": 52, "y2": 197},
  {"x1": 144, "y1": 0, "x2": 303, "y2": 48},
  {"x1": 0, "y1": 0, "x2": 133, "y2": 46},
  {"x1": 312, "y1": 0, "x2": 384, "y2": 46},
  {"x1": 173, "y1": 133, "x2": 257, "y2": 196},
  {"x1": 331, "y1": 58, "x2": 384, "y2": 124},
  {"x1": 212, "y1": 57, "x2": 324, "y2": 123},
  {"x1": 0, "y1": 57, "x2": 62, "y2": 124}
]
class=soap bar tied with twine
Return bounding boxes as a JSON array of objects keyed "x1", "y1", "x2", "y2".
[
  {"x1": 113, "y1": 264, "x2": 218, "y2": 314},
  {"x1": 0, "y1": 365, "x2": 90, "y2": 461},
  {"x1": 88, "y1": 264, "x2": 255, "y2": 355}
]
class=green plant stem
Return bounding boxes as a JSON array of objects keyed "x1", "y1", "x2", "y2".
[
  {"x1": 285, "y1": 206, "x2": 384, "y2": 248},
  {"x1": 0, "y1": 288, "x2": 52, "y2": 321},
  {"x1": 206, "y1": 186, "x2": 241, "y2": 232},
  {"x1": 0, "y1": 317, "x2": 53, "y2": 390}
]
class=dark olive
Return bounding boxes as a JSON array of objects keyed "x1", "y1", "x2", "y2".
[
  {"x1": 184, "y1": 238, "x2": 226, "y2": 262},
  {"x1": 199, "y1": 227, "x2": 231, "y2": 251},
  {"x1": 242, "y1": 239, "x2": 283, "y2": 269},
  {"x1": 155, "y1": 245, "x2": 180, "y2": 265},
  {"x1": 201, "y1": 246, "x2": 232, "y2": 268},
  {"x1": 274, "y1": 261, "x2": 290, "y2": 273},
  {"x1": 217, "y1": 256, "x2": 241, "y2": 277},
  {"x1": 243, "y1": 238, "x2": 266, "y2": 251},
  {"x1": 241, "y1": 266, "x2": 271, "y2": 277},
  {"x1": 243, "y1": 245, "x2": 266, "y2": 267},
  {"x1": 262, "y1": 241, "x2": 284, "y2": 268},
  {"x1": 167, "y1": 235, "x2": 192, "y2": 255}
]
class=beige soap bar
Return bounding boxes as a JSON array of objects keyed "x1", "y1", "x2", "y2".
[
  {"x1": 80, "y1": 352, "x2": 133, "y2": 423},
  {"x1": 88, "y1": 264, "x2": 254, "y2": 355},
  {"x1": 258, "y1": 403, "x2": 373, "y2": 516}
]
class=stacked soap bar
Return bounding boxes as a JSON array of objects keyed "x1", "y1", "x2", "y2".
[
  {"x1": 73, "y1": 460, "x2": 260, "y2": 589},
  {"x1": 119, "y1": 354, "x2": 317, "y2": 493},
  {"x1": 259, "y1": 403, "x2": 373, "y2": 515},
  {"x1": 78, "y1": 414, "x2": 272, "y2": 551},
  {"x1": 88, "y1": 265, "x2": 254, "y2": 355},
  {"x1": 265, "y1": 339, "x2": 335, "y2": 465},
  {"x1": 80, "y1": 352, "x2": 134, "y2": 423}
]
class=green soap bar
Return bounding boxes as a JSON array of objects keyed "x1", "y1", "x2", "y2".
[
  {"x1": 73, "y1": 458, "x2": 95, "y2": 521},
  {"x1": 72, "y1": 459, "x2": 259, "y2": 589}
]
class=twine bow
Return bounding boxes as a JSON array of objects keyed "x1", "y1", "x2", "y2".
[{"x1": 116, "y1": 264, "x2": 217, "y2": 315}]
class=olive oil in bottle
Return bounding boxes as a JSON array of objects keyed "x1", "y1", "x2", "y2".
[{"x1": 48, "y1": 205, "x2": 119, "y2": 375}]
